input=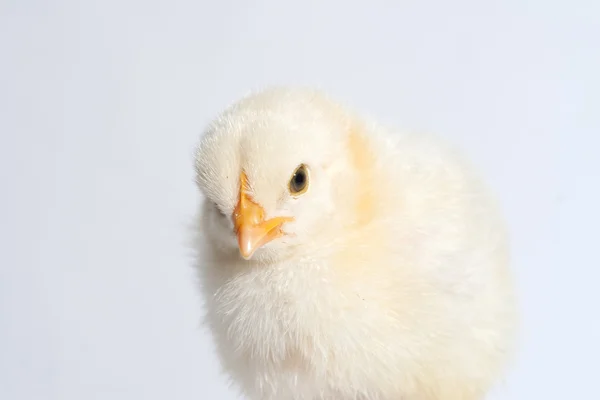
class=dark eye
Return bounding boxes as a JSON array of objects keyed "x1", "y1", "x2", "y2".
[{"x1": 289, "y1": 164, "x2": 309, "y2": 196}]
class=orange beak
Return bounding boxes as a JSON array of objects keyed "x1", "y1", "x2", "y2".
[{"x1": 232, "y1": 172, "x2": 294, "y2": 260}]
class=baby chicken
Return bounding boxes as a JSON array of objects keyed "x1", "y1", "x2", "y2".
[{"x1": 193, "y1": 87, "x2": 517, "y2": 400}]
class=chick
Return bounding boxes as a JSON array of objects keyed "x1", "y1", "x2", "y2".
[{"x1": 193, "y1": 87, "x2": 517, "y2": 400}]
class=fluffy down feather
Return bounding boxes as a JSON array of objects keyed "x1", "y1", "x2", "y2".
[{"x1": 193, "y1": 87, "x2": 517, "y2": 400}]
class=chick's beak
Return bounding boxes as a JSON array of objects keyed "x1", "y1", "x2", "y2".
[{"x1": 232, "y1": 172, "x2": 293, "y2": 260}]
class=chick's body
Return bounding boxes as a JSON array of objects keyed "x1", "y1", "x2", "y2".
[{"x1": 194, "y1": 88, "x2": 516, "y2": 400}]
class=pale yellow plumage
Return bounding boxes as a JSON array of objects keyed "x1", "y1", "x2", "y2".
[{"x1": 193, "y1": 87, "x2": 517, "y2": 400}]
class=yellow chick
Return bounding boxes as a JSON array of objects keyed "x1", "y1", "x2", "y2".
[{"x1": 193, "y1": 87, "x2": 517, "y2": 400}]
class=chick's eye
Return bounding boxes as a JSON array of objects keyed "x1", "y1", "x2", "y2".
[{"x1": 289, "y1": 164, "x2": 309, "y2": 196}]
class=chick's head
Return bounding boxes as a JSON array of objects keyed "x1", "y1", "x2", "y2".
[{"x1": 195, "y1": 88, "x2": 362, "y2": 262}]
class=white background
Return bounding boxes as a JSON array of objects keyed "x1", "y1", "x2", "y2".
[{"x1": 1, "y1": 1, "x2": 598, "y2": 399}]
